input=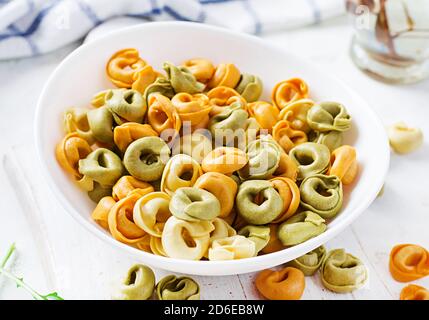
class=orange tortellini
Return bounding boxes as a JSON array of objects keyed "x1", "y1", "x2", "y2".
[
  {"x1": 272, "y1": 78, "x2": 309, "y2": 110},
  {"x1": 57, "y1": 49, "x2": 358, "y2": 263},
  {"x1": 255, "y1": 267, "x2": 305, "y2": 300},
  {"x1": 389, "y1": 244, "x2": 429, "y2": 282}
]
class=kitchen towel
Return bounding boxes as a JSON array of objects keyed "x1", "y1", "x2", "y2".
[{"x1": 0, "y1": 0, "x2": 345, "y2": 60}]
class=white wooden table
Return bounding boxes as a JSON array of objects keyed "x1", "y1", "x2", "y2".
[{"x1": 0, "y1": 16, "x2": 428, "y2": 300}]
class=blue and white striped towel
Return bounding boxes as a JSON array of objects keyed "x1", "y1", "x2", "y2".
[{"x1": 0, "y1": 0, "x2": 345, "y2": 60}]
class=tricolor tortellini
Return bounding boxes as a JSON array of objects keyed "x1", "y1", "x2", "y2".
[
  {"x1": 320, "y1": 249, "x2": 368, "y2": 293},
  {"x1": 113, "y1": 264, "x2": 155, "y2": 300},
  {"x1": 57, "y1": 48, "x2": 359, "y2": 263},
  {"x1": 288, "y1": 246, "x2": 326, "y2": 276}
]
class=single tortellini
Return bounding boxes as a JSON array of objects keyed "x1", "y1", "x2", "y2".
[
  {"x1": 163, "y1": 62, "x2": 205, "y2": 94},
  {"x1": 255, "y1": 267, "x2": 305, "y2": 300},
  {"x1": 105, "y1": 89, "x2": 146, "y2": 124},
  {"x1": 87, "y1": 106, "x2": 114, "y2": 145},
  {"x1": 278, "y1": 98, "x2": 314, "y2": 133},
  {"x1": 144, "y1": 77, "x2": 175, "y2": 102},
  {"x1": 235, "y1": 73, "x2": 263, "y2": 102},
  {"x1": 321, "y1": 249, "x2": 368, "y2": 293},
  {"x1": 208, "y1": 235, "x2": 256, "y2": 261},
  {"x1": 388, "y1": 122, "x2": 423, "y2": 154},
  {"x1": 156, "y1": 275, "x2": 200, "y2": 300},
  {"x1": 400, "y1": 284, "x2": 429, "y2": 300},
  {"x1": 56, "y1": 133, "x2": 92, "y2": 179},
  {"x1": 207, "y1": 63, "x2": 241, "y2": 89},
  {"x1": 309, "y1": 130, "x2": 343, "y2": 151},
  {"x1": 238, "y1": 225, "x2": 270, "y2": 255},
  {"x1": 113, "y1": 264, "x2": 155, "y2": 300},
  {"x1": 179, "y1": 133, "x2": 213, "y2": 164},
  {"x1": 271, "y1": 78, "x2": 309, "y2": 109},
  {"x1": 113, "y1": 122, "x2": 158, "y2": 153},
  {"x1": 329, "y1": 145, "x2": 358, "y2": 185},
  {"x1": 169, "y1": 187, "x2": 221, "y2": 221},
  {"x1": 261, "y1": 224, "x2": 286, "y2": 254},
  {"x1": 289, "y1": 142, "x2": 330, "y2": 180},
  {"x1": 161, "y1": 216, "x2": 214, "y2": 260},
  {"x1": 182, "y1": 58, "x2": 215, "y2": 83},
  {"x1": 208, "y1": 218, "x2": 237, "y2": 244},
  {"x1": 278, "y1": 211, "x2": 327, "y2": 246},
  {"x1": 91, "y1": 196, "x2": 116, "y2": 230},
  {"x1": 108, "y1": 193, "x2": 148, "y2": 246},
  {"x1": 300, "y1": 174, "x2": 343, "y2": 219},
  {"x1": 133, "y1": 192, "x2": 171, "y2": 237},
  {"x1": 201, "y1": 147, "x2": 247, "y2": 175},
  {"x1": 247, "y1": 101, "x2": 279, "y2": 131},
  {"x1": 389, "y1": 244, "x2": 429, "y2": 282},
  {"x1": 106, "y1": 48, "x2": 146, "y2": 88},
  {"x1": 147, "y1": 93, "x2": 182, "y2": 143},
  {"x1": 131, "y1": 65, "x2": 160, "y2": 94},
  {"x1": 123, "y1": 136, "x2": 170, "y2": 182},
  {"x1": 171, "y1": 93, "x2": 211, "y2": 131},
  {"x1": 112, "y1": 176, "x2": 154, "y2": 200},
  {"x1": 63, "y1": 108, "x2": 94, "y2": 144},
  {"x1": 78, "y1": 148, "x2": 123, "y2": 190},
  {"x1": 194, "y1": 172, "x2": 238, "y2": 218},
  {"x1": 238, "y1": 135, "x2": 281, "y2": 180},
  {"x1": 208, "y1": 105, "x2": 248, "y2": 146},
  {"x1": 236, "y1": 180, "x2": 284, "y2": 225},
  {"x1": 307, "y1": 102, "x2": 352, "y2": 132},
  {"x1": 161, "y1": 154, "x2": 202, "y2": 195},
  {"x1": 287, "y1": 246, "x2": 326, "y2": 276},
  {"x1": 273, "y1": 120, "x2": 307, "y2": 153},
  {"x1": 207, "y1": 86, "x2": 246, "y2": 116},
  {"x1": 269, "y1": 176, "x2": 300, "y2": 223}
]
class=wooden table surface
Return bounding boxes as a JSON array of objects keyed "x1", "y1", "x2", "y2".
[{"x1": 0, "y1": 16, "x2": 428, "y2": 300}]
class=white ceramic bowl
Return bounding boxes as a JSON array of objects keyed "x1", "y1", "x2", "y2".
[{"x1": 35, "y1": 22, "x2": 390, "y2": 276}]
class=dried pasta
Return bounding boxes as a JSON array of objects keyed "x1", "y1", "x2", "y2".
[{"x1": 255, "y1": 267, "x2": 305, "y2": 300}]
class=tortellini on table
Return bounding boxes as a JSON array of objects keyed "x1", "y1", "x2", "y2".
[
  {"x1": 113, "y1": 264, "x2": 155, "y2": 300},
  {"x1": 388, "y1": 122, "x2": 423, "y2": 154},
  {"x1": 255, "y1": 267, "x2": 305, "y2": 300},
  {"x1": 287, "y1": 246, "x2": 326, "y2": 276},
  {"x1": 320, "y1": 248, "x2": 368, "y2": 293},
  {"x1": 156, "y1": 275, "x2": 200, "y2": 300},
  {"x1": 400, "y1": 284, "x2": 429, "y2": 300},
  {"x1": 389, "y1": 244, "x2": 429, "y2": 282}
]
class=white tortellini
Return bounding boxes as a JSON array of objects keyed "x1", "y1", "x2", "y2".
[{"x1": 208, "y1": 235, "x2": 256, "y2": 261}]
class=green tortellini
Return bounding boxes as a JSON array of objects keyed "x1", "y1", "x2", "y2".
[
  {"x1": 309, "y1": 130, "x2": 343, "y2": 152},
  {"x1": 156, "y1": 275, "x2": 200, "y2": 300},
  {"x1": 307, "y1": 102, "x2": 352, "y2": 132},
  {"x1": 238, "y1": 225, "x2": 270, "y2": 255},
  {"x1": 87, "y1": 182, "x2": 113, "y2": 203},
  {"x1": 87, "y1": 106, "x2": 114, "y2": 144},
  {"x1": 163, "y1": 62, "x2": 205, "y2": 94},
  {"x1": 113, "y1": 264, "x2": 155, "y2": 300},
  {"x1": 320, "y1": 249, "x2": 368, "y2": 293},
  {"x1": 78, "y1": 148, "x2": 123, "y2": 188},
  {"x1": 289, "y1": 142, "x2": 330, "y2": 180},
  {"x1": 300, "y1": 174, "x2": 343, "y2": 219},
  {"x1": 238, "y1": 135, "x2": 281, "y2": 180},
  {"x1": 235, "y1": 73, "x2": 263, "y2": 102},
  {"x1": 123, "y1": 136, "x2": 170, "y2": 182},
  {"x1": 287, "y1": 245, "x2": 326, "y2": 276},
  {"x1": 236, "y1": 180, "x2": 283, "y2": 225},
  {"x1": 144, "y1": 77, "x2": 175, "y2": 102},
  {"x1": 278, "y1": 211, "x2": 327, "y2": 246},
  {"x1": 63, "y1": 107, "x2": 94, "y2": 144},
  {"x1": 208, "y1": 105, "x2": 248, "y2": 145},
  {"x1": 105, "y1": 89, "x2": 146, "y2": 124},
  {"x1": 169, "y1": 187, "x2": 221, "y2": 221}
]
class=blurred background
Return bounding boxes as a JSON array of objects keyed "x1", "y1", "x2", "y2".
[{"x1": 0, "y1": 0, "x2": 428, "y2": 300}]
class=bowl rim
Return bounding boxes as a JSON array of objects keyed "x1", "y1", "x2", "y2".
[{"x1": 34, "y1": 21, "x2": 390, "y2": 275}]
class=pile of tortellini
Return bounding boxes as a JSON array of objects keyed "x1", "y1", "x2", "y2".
[{"x1": 56, "y1": 48, "x2": 358, "y2": 261}]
